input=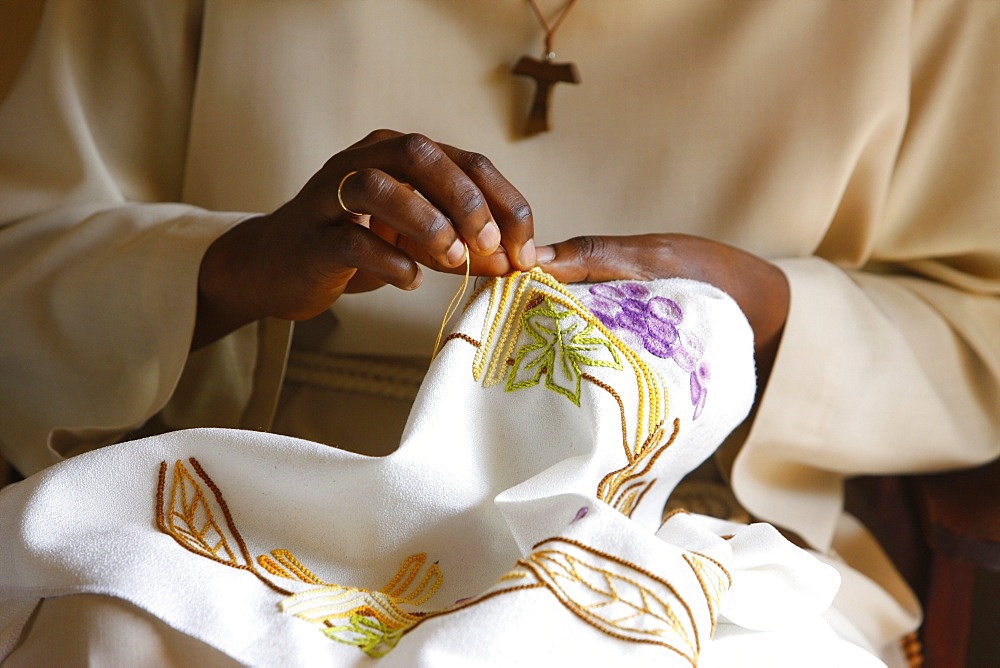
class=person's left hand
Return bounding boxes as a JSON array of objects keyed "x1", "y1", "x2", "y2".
[{"x1": 536, "y1": 234, "x2": 790, "y2": 395}]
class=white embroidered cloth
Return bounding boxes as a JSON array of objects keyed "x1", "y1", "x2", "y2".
[{"x1": 0, "y1": 272, "x2": 883, "y2": 666}]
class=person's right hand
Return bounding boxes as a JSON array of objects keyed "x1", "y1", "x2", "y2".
[{"x1": 194, "y1": 130, "x2": 536, "y2": 348}]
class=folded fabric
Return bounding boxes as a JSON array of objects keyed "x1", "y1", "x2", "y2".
[{"x1": 0, "y1": 270, "x2": 883, "y2": 666}]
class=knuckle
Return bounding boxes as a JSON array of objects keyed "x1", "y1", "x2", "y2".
[
  {"x1": 423, "y1": 212, "x2": 454, "y2": 240},
  {"x1": 399, "y1": 261, "x2": 420, "y2": 286},
  {"x1": 571, "y1": 235, "x2": 602, "y2": 261},
  {"x1": 509, "y1": 199, "x2": 533, "y2": 226},
  {"x1": 455, "y1": 185, "x2": 485, "y2": 214},
  {"x1": 463, "y1": 151, "x2": 495, "y2": 174},
  {"x1": 332, "y1": 223, "x2": 369, "y2": 260},
  {"x1": 352, "y1": 168, "x2": 392, "y2": 204},
  {"x1": 396, "y1": 133, "x2": 442, "y2": 168},
  {"x1": 365, "y1": 128, "x2": 397, "y2": 143}
]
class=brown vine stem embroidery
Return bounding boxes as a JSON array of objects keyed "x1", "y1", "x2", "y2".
[
  {"x1": 156, "y1": 459, "x2": 446, "y2": 657},
  {"x1": 443, "y1": 332, "x2": 481, "y2": 349},
  {"x1": 155, "y1": 459, "x2": 291, "y2": 596},
  {"x1": 155, "y1": 460, "x2": 725, "y2": 661},
  {"x1": 410, "y1": 535, "x2": 710, "y2": 665},
  {"x1": 598, "y1": 418, "x2": 682, "y2": 517}
]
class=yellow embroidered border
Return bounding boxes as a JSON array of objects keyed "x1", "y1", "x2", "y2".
[
  {"x1": 472, "y1": 270, "x2": 667, "y2": 461},
  {"x1": 443, "y1": 272, "x2": 681, "y2": 518}
]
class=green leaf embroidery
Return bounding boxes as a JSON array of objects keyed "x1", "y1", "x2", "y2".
[
  {"x1": 507, "y1": 298, "x2": 622, "y2": 405},
  {"x1": 324, "y1": 612, "x2": 405, "y2": 658}
]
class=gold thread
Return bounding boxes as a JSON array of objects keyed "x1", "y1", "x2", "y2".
[
  {"x1": 449, "y1": 271, "x2": 669, "y2": 460},
  {"x1": 687, "y1": 551, "x2": 733, "y2": 589},
  {"x1": 472, "y1": 276, "x2": 509, "y2": 380},
  {"x1": 262, "y1": 549, "x2": 325, "y2": 585},
  {"x1": 598, "y1": 419, "x2": 680, "y2": 512},
  {"x1": 682, "y1": 552, "x2": 732, "y2": 638},
  {"x1": 485, "y1": 272, "x2": 534, "y2": 385},
  {"x1": 472, "y1": 270, "x2": 669, "y2": 464},
  {"x1": 519, "y1": 277, "x2": 666, "y2": 453},
  {"x1": 431, "y1": 243, "x2": 471, "y2": 361},
  {"x1": 464, "y1": 276, "x2": 493, "y2": 310}
]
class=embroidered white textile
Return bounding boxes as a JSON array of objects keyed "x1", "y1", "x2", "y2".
[{"x1": 0, "y1": 272, "x2": 884, "y2": 666}]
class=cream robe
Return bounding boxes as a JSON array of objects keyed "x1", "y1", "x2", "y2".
[{"x1": 1, "y1": 0, "x2": 999, "y2": 578}]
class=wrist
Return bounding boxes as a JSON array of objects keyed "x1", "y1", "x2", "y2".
[{"x1": 193, "y1": 216, "x2": 269, "y2": 349}]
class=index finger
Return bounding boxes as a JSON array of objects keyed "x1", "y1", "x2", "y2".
[{"x1": 440, "y1": 144, "x2": 536, "y2": 271}]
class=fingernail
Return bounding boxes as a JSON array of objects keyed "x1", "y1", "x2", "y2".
[
  {"x1": 476, "y1": 221, "x2": 501, "y2": 253},
  {"x1": 405, "y1": 268, "x2": 424, "y2": 290},
  {"x1": 518, "y1": 238, "x2": 537, "y2": 268},
  {"x1": 535, "y1": 244, "x2": 556, "y2": 264},
  {"x1": 446, "y1": 238, "x2": 466, "y2": 267}
]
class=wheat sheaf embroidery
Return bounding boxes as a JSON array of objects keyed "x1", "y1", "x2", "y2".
[
  {"x1": 279, "y1": 553, "x2": 444, "y2": 658},
  {"x1": 155, "y1": 458, "x2": 292, "y2": 596},
  {"x1": 599, "y1": 417, "x2": 682, "y2": 516},
  {"x1": 155, "y1": 459, "x2": 444, "y2": 656},
  {"x1": 155, "y1": 459, "x2": 726, "y2": 661}
]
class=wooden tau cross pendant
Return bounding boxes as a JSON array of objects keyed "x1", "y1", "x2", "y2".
[{"x1": 512, "y1": 55, "x2": 580, "y2": 136}]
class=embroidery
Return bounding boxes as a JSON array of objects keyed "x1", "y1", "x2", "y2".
[
  {"x1": 474, "y1": 270, "x2": 668, "y2": 461},
  {"x1": 580, "y1": 372, "x2": 631, "y2": 457},
  {"x1": 521, "y1": 537, "x2": 699, "y2": 663},
  {"x1": 156, "y1": 461, "x2": 726, "y2": 661},
  {"x1": 156, "y1": 459, "x2": 443, "y2": 658},
  {"x1": 417, "y1": 536, "x2": 713, "y2": 666},
  {"x1": 454, "y1": 272, "x2": 682, "y2": 520},
  {"x1": 443, "y1": 332, "x2": 481, "y2": 349},
  {"x1": 258, "y1": 549, "x2": 324, "y2": 584},
  {"x1": 585, "y1": 282, "x2": 711, "y2": 420},
  {"x1": 598, "y1": 418, "x2": 681, "y2": 517},
  {"x1": 155, "y1": 459, "x2": 291, "y2": 595},
  {"x1": 682, "y1": 552, "x2": 732, "y2": 636},
  {"x1": 506, "y1": 296, "x2": 622, "y2": 405},
  {"x1": 279, "y1": 553, "x2": 443, "y2": 658}
]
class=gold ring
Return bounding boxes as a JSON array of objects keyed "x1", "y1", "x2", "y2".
[{"x1": 337, "y1": 170, "x2": 365, "y2": 216}]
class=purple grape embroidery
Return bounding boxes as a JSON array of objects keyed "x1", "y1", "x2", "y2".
[{"x1": 585, "y1": 283, "x2": 710, "y2": 420}]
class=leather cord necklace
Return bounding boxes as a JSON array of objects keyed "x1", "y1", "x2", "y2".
[{"x1": 512, "y1": 0, "x2": 581, "y2": 136}]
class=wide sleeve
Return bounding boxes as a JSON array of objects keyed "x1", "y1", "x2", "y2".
[
  {"x1": 732, "y1": 0, "x2": 1000, "y2": 551},
  {"x1": 0, "y1": 0, "x2": 285, "y2": 476}
]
